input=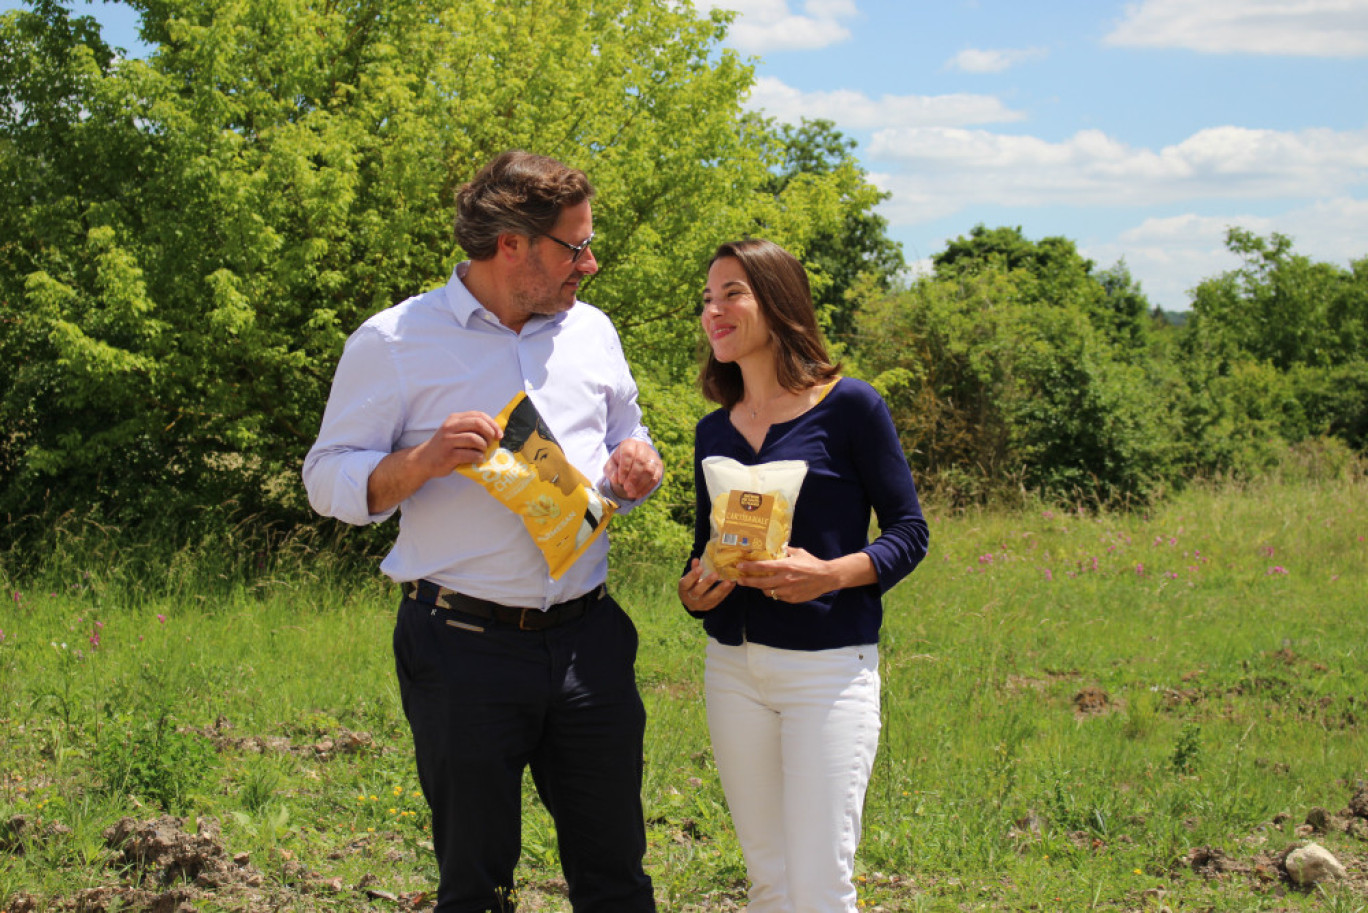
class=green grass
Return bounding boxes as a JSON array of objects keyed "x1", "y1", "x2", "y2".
[{"x1": 1, "y1": 474, "x2": 1365, "y2": 911}]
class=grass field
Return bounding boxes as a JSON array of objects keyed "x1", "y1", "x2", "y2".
[{"x1": 1, "y1": 473, "x2": 1365, "y2": 912}]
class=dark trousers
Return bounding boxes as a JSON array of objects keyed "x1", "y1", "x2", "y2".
[{"x1": 393, "y1": 590, "x2": 656, "y2": 913}]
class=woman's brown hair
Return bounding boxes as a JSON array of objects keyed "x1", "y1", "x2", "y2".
[{"x1": 700, "y1": 239, "x2": 840, "y2": 408}]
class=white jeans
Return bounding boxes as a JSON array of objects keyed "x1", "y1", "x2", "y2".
[{"x1": 705, "y1": 638, "x2": 881, "y2": 913}]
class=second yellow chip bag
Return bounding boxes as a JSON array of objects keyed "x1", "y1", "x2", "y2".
[{"x1": 700, "y1": 456, "x2": 808, "y2": 580}]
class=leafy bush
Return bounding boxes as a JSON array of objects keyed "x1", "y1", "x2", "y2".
[
  {"x1": 855, "y1": 265, "x2": 1179, "y2": 506},
  {"x1": 95, "y1": 711, "x2": 216, "y2": 812},
  {"x1": 1289, "y1": 361, "x2": 1368, "y2": 451},
  {"x1": 611, "y1": 376, "x2": 707, "y2": 575}
]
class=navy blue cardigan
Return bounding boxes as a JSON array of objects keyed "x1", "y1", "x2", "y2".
[{"x1": 688, "y1": 377, "x2": 929, "y2": 650}]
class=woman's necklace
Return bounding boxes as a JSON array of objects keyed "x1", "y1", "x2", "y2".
[{"x1": 743, "y1": 388, "x2": 791, "y2": 421}]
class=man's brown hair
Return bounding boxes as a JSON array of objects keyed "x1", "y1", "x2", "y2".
[
  {"x1": 700, "y1": 238, "x2": 840, "y2": 408},
  {"x1": 455, "y1": 151, "x2": 594, "y2": 260}
]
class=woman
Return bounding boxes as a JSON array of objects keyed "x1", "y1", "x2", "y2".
[{"x1": 678, "y1": 239, "x2": 929, "y2": 913}]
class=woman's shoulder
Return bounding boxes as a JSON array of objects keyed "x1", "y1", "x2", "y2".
[
  {"x1": 826, "y1": 376, "x2": 885, "y2": 411},
  {"x1": 695, "y1": 405, "x2": 732, "y2": 436}
]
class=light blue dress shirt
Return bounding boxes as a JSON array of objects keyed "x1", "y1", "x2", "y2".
[{"x1": 303, "y1": 262, "x2": 655, "y2": 609}]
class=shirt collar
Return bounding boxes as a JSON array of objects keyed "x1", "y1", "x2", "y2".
[
  {"x1": 443, "y1": 260, "x2": 570, "y2": 335},
  {"x1": 444, "y1": 261, "x2": 486, "y2": 329}
]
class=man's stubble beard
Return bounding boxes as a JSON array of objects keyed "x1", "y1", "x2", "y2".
[{"x1": 512, "y1": 252, "x2": 576, "y2": 322}]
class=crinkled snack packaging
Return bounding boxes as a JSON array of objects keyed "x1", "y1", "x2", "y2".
[
  {"x1": 700, "y1": 456, "x2": 808, "y2": 580},
  {"x1": 456, "y1": 392, "x2": 617, "y2": 579}
]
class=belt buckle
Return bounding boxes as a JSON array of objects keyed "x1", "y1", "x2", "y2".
[{"x1": 518, "y1": 607, "x2": 538, "y2": 631}]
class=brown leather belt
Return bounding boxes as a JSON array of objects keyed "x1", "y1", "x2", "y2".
[{"x1": 401, "y1": 580, "x2": 605, "y2": 631}]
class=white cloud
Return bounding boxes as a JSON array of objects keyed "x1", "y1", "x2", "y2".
[
  {"x1": 946, "y1": 46, "x2": 1048, "y2": 73},
  {"x1": 1116, "y1": 198, "x2": 1368, "y2": 264},
  {"x1": 746, "y1": 76, "x2": 1027, "y2": 128},
  {"x1": 704, "y1": 0, "x2": 858, "y2": 52},
  {"x1": 1104, "y1": 0, "x2": 1368, "y2": 57},
  {"x1": 1081, "y1": 198, "x2": 1368, "y2": 308},
  {"x1": 1084, "y1": 215, "x2": 1258, "y2": 305},
  {"x1": 866, "y1": 125, "x2": 1368, "y2": 220}
]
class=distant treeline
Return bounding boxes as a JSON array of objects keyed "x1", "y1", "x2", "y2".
[
  {"x1": 848, "y1": 225, "x2": 1367, "y2": 507},
  {"x1": 2, "y1": 1, "x2": 1364, "y2": 556}
]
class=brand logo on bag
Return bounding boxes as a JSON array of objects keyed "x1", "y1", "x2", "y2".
[
  {"x1": 478, "y1": 448, "x2": 534, "y2": 495},
  {"x1": 739, "y1": 491, "x2": 763, "y2": 511}
]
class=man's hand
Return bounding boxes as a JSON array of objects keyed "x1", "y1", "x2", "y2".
[
  {"x1": 367, "y1": 411, "x2": 501, "y2": 514},
  {"x1": 417, "y1": 411, "x2": 503, "y2": 475},
  {"x1": 678, "y1": 557, "x2": 734, "y2": 613},
  {"x1": 603, "y1": 439, "x2": 663, "y2": 502}
]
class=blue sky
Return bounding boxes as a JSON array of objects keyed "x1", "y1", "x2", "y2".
[
  {"x1": 9, "y1": 0, "x2": 1366, "y2": 311},
  {"x1": 711, "y1": 0, "x2": 1368, "y2": 311}
]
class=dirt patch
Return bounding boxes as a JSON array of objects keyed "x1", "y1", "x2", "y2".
[
  {"x1": 1004, "y1": 675, "x2": 1049, "y2": 694},
  {"x1": 0, "y1": 815, "x2": 71, "y2": 855},
  {"x1": 1160, "y1": 686, "x2": 1203, "y2": 707},
  {"x1": 2, "y1": 814, "x2": 621, "y2": 913},
  {"x1": 2, "y1": 815, "x2": 435, "y2": 913},
  {"x1": 1350, "y1": 783, "x2": 1368, "y2": 819},
  {"x1": 1174, "y1": 783, "x2": 1368, "y2": 899},
  {"x1": 190, "y1": 716, "x2": 377, "y2": 759},
  {"x1": 1072, "y1": 686, "x2": 1115, "y2": 718},
  {"x1": 104, "y1": 815, "x2": 259, "y2": 887},
  {"x1": 1183, "y1": 844, "x2": 1252, "y2": 878}
]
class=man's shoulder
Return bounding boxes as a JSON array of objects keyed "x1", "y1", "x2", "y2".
[
  {"x1": 554, "y1": 300, "x2": 626, "y2": 353},
  {"x1": 564, "y1": 298, "x2": 616, "y2": 332},
  {"x1": 356, "y1": 282, "x2": 453, "y2": 338}
]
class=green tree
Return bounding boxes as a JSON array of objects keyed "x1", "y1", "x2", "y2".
[
  {"x1": 1179, "y1": 229, "x2": 1368, "y2": 461},
  {"x1": 760, "y1": 117, "x2": 903, "y2": 340},
  {"x1": 932, "y1": 224, "x2": 1154, "y2": 352},
  {"x1": 853, "y1": 264, "x2": 1180, "y2": 506},
  {"x1": 0, "y1": 0, "x2": 866, "y2": 545},
  {"x1": 1185, "y1": 228, "x2": 1367, "y2": 371},
  {"x1": 933, "y1": 224, "x2": 1088, "y2": 280},
  {"x1": 1094, "y1": 259, "x2": 1154, "y2": 350}
]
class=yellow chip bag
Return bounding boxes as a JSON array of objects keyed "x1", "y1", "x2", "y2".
[
  {"x1": 700, "y1": 456, "x2": 808, "y2": 580},
  {"x1": 456, "y1": 392, "x2": 617, "y2": 579}
]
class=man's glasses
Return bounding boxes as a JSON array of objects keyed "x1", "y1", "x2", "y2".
[{"x1": 540, "y1": 231, "x2": 595, "y2": 263}]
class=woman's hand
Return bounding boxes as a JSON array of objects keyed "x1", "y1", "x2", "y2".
[
  {"x1": 737, "y1": 546, "x2": 875, "y2": 603},
  {"x1": 678, "y1": 558, "x2": 735, "y2": 613}
]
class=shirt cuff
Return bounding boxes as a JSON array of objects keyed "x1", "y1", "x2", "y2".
[
  {"x1": 595, "y1": 475, "x2": 656, "y2": 514},
  {"x1": 326, "y1": 451, "x2": 397, "y2": 526}
]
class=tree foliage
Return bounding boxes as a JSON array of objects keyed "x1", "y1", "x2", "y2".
[
  {"x1": 760, "y1": 118, "x2": 903, "y2": 340},
  {"x1": 1185, "y1": 228, "x2": 1368, "y2": 371},
  {"x1": 932, "y1": 224, "x2": 1155, "y2": 354},
  {"x1": 1178, "y1": 228, "x2": 1368, "y2": 463},
  {"x1": 854, "y1": 260, "x2": 1179, "y2": 506},
  {"x1": 853, "y1": 225, "x2": 1366, "y2": 505},
  {"x1": 2, "y1": 2, "x2": 1364, "y2": 545},
  {"x1": 0, "y1": 0, "x2": 861, "y2": 540}
]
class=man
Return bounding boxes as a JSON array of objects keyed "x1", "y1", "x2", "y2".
[{"x1": 303, "y1": 150, "x2": 663, "y2": 913}]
